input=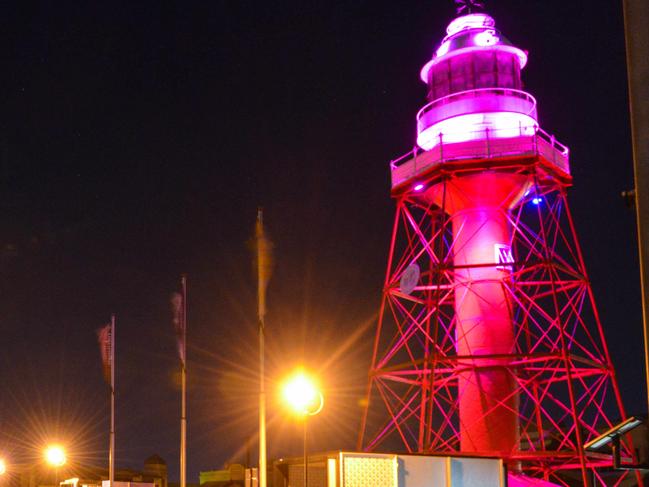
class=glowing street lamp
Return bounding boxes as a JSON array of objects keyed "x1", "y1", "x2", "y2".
[
  {"x1": 44, "y1": 445, "x2": 66, "y2": 468},
  {"x1": 0, "y1": 458, "x2": 6, "y2": 476},
  {"x1": 281, "y1": 371, "x2": 323, "y2": 487},
  {"x1": 44, "y1": 445, "x2": 66, "y2": 487}
]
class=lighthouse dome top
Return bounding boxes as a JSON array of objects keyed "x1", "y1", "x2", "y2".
[
  {"x1": 446, "y1": 13, "x2": 494, "y2": 35},
  {"x1": 420, "y1": 12, "x2": 528, "y2": 83}
]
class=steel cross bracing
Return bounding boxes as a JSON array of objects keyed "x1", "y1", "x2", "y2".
[{"x1": 358, "y1": 162, "x2": 640, "y2": 486}]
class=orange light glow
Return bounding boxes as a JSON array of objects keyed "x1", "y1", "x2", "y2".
[
  {"x1": 281, "y1": 371, "x2": 323, "y2": 416},
  {"x1": 44, "y1": 445, "x2": 66, "y2": 467}
]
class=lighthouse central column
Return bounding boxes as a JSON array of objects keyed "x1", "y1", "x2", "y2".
[{"x1": 451, "y1": 205, "x2": 519, "y2": 454}]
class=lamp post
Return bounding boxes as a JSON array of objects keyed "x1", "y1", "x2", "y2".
[
  {"x1": 44, "y1": 445, "x2": 66, "y2": 487},
  {"x1": 281, "y1": 371, "x2": 324, "y2": 487}
]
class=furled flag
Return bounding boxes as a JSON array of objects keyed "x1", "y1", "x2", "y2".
[
  {"x1": 255, "y1": 208, "x2": 273, "y2": 320},
  {"x1": 97, "y1": 323, "x2": 112, "y2": 384},
  {"x1": 171, "y1": 289, "x2": 186, "y2": 365}
]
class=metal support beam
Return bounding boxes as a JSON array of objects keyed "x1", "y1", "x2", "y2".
[{"x1": 623, "y1": 0, "x2": 649, "y2": 419}]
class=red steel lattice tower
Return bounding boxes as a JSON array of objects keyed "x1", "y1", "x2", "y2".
[{"x1": 358, "y1": 10, "x2": 638, "y2": 486}]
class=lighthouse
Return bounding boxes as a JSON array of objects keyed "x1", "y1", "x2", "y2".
[
  {"x1": 359, "y1": 6, "x2": 638, "y2": 485},
  {"x1": 418, "y1": 12, "x2": 536, "y2": 455}
]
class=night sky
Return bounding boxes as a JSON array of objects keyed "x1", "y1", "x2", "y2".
[{"x1": 0, "y1": 0, "x2": 642, "y2": 483}]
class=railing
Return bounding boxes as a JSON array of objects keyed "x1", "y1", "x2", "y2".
[
  {"x1": 390, "y1": 125, "x2": 570, "y2": 188},
  {"x1": 535, "y1": 126, "x2": 570, "y2": 173},
  {"x1": 416, "y1": 88, "x2": 538, "y2": 134}
]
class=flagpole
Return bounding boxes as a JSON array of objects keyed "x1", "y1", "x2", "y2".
[
  {"x1": 110, "y1": 314, "x2": 115, "y2": 487},
  {"x1": 180, "y1": 275, "x2": 187, "y2": 487},
  {"x1": 257, "y1": 209, "x2": 267, "y2": 487}
]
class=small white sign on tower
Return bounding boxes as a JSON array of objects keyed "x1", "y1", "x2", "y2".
[
  {"x1": 494, "y1": 243, "x2": 514, "y2": 272},
  {"x1": 400, "y1": 263, "x2": 421, "y2": 295}
]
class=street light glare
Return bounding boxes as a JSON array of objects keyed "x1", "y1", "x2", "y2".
[
  {"x1": 0, "y1": 458, "x2": 6, "y2": 475},
  {"x1": 282, "y1": 372, "x2": 320, "y2": 415},
  {"x1": 280, "y1": 370, "x2": 324, "y2": 487},
  {"x1": 44, "y1": 445, "x2": 66, "y2": 467}
]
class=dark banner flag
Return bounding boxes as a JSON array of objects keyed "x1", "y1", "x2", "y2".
[
  {"x1": 97, "y1": 323, "x2": 112, "y2": 384},
  {"x1": 256, "y1": 209, "x2": 273, "y2": 320},
  {"x1": 171, "y1": 287, "x2": 186, "y2": 365}
]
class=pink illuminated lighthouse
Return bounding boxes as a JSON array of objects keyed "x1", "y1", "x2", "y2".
[{"x1": 359, "y1": 7, "x2": 640, "y2": 485}]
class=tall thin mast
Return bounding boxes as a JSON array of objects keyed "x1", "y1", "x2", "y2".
[
  {"x1": 256, "y1": 209, "x2": 269, "y2": 487},
  {"x1": 180, "y1": 276, "x2": 187, "y2": 487},
  {"x1": 109, "y1": 314, "x2": 115, "y2": 487}
]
